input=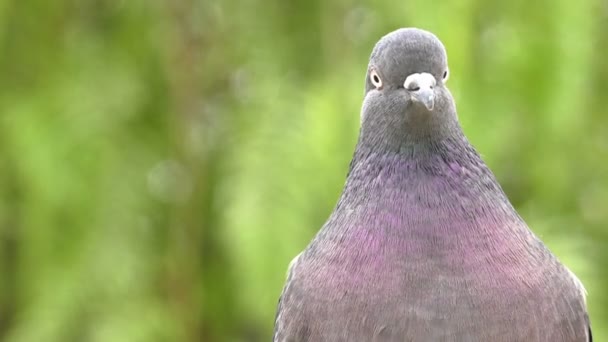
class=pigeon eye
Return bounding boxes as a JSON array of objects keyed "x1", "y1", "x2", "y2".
[
  {"x1": 442, "y1": 69, "x2": 449, "y2": 82},
  {"x1": 370, "y1": 69, "x2": 383, "y2": 89}
]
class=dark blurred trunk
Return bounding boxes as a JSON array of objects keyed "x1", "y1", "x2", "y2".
[
  {"x1": 163, "y1": 1, "x2": 236, "y2": 341},
  {"x1": 0, "y1": 164, "x2": 21, "y2": 340}
]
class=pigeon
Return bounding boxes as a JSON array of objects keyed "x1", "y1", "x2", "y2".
[{"x1": 273, "y1": 28, "x2": 591, "y2": 342}]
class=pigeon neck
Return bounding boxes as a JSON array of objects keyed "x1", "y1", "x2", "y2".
[
  {"x1": 353, "y1": 118, "x2": 468, "y2": 169},
  {"x1": 317, "y1": 125, "x2": 525, "y2": 259},
  {"x1": 359, "y1": 104, "x2": 461, "y2": 153},
  {"x1": 337, "y1": 131, "x2": 515, "y2": 223}
]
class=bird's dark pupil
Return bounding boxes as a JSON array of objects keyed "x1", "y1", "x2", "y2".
[
  {"x1": 373, "y1": 75, "x2": 380, "y2": 83},
  {"x1": 443, "y1": 71, "x2": 448, "y2": 79}
]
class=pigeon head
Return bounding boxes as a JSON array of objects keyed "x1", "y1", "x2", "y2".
[{"x1": 361, "y1": 28, "x2": 459, "y2": 148}]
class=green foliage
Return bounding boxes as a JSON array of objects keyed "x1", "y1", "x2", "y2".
[{"x1": 0, "y1": 0, "x2": 606, "y2": 341}]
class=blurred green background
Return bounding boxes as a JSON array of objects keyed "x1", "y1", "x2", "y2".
[{"x1": 0, "y1": 0, "x2": 606, "y2": 341}]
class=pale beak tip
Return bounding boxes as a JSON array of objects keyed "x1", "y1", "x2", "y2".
[{"x1": 416, "y1": 92, "x2": 435, "y2": 111}]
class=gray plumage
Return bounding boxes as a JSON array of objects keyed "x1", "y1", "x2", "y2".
[{"x1": 273, "y1": 28, "x2": 591, "y2": 342}]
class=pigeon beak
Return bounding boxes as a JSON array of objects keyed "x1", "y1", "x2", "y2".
[
  {"x1": 414, "y1": 88, "x2": 435, "y2": 111},
  {"x1": 404, "y1": 72, "x2": 436, "y2": 111}
]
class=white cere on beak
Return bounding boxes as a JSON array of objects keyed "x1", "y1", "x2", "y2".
[
  {"x1": 404, "y1": 72, "x2": 437, "y2": 91},
  {"x1": 404, "y1": 72, "x2": 437, "y2": 111}
]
